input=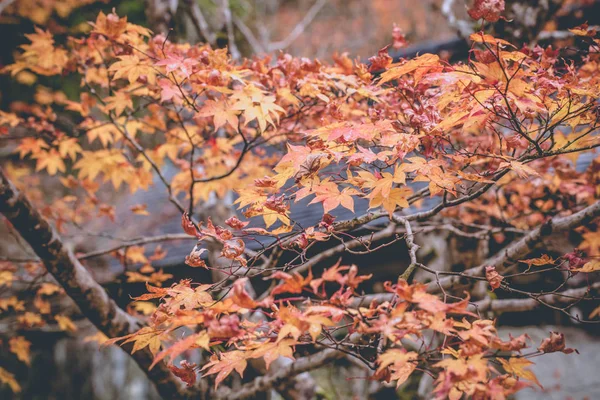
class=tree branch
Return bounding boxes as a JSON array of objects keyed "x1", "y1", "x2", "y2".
[
  {"x1": 217, "y1": 349, "x2": 343, "y2": 400},
  {"x1": 183, "y1": 0, "x2": 217, "y2": 46},
  {"x1": 0, "y1": 168, "x2": 188, "y2": 399},
  {"x1": 267, "y1": 0, "x2": 327, "y2": 52},
  {"x1": 470, "y1": 282, "x2": 600, "y2": 314},
  {"x1": 221, "y1": 0, "x2": 241, "y2": 60},
  {"x1": 352, "y1": 282, "x2": 600, "y2": 313},
  {"x1": 427, "y1": 200, "x2": 600, "y2": 293}
]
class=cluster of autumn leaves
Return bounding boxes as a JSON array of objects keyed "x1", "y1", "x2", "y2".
[
  {"x1": 1, "y1": 7, "x2": 600, "y2": 398},
  {"x1": 107, "y1": 272, "x2": 576, "y2": 398}
]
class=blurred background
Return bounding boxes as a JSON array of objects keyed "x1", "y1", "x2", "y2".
[{"x1": 2, "y1": 0, "x2": 599, "y2": 108}]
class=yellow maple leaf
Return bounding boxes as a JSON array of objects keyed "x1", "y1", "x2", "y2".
[
  {"x1": 125, "y1": 246, "x2": 148, "y2": 264},
  {"x1": 377, "y1": 349, "x2": 418, "y2": 387},
  {"x1": 34, "y1": 149, "x2": 66, "y2": 175},
  {"x1": 0, "y1": 367, "x2": 21, "y2": 393},
  {"x1": 231, "y1": 84, "x2": 284, "y2": 132},
  {"x1": 55, "y1": 315, "x2": 78, "y2": 332},
  {"x1": 84, "y1": 331, "x2": 109, "y2": 345},
  {"x1": 109, "y1": 55, "x2": 157, "y2": 85},
  {"x1": 250, "y1": 339, "x2": 297, "y2": 370},
  {"x1": 123, "y1": 326, "x2": 163, "y2": 356},
  {"x1": 9, "y1": 336, "x2": 31, "y2": 366},
  {"x1": 105, "y1": 91, "x2": 134, "y2": 117},
  {"x1": 576, "y1": 260, "x2": 600, "y2": 273},
  {"x1": 0, "y1": 270, "x2": 14, "y2": 287},
  {"x1": 57, "y1": 137, "x2": 82, "y2": 161},
  {"x1": 499, "y1": 357, "x2": 541, "y2": 387},
  {"x1": 369, "y1": 187, "x2": 412, "y2": 216},
  {"x1": 378, "y1": 53, "x2": 440, "y2": 85}
]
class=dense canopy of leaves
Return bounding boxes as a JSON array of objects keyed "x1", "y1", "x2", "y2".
[{"x1": 1, "y1": 5, "x2": 600, "y2": 399}]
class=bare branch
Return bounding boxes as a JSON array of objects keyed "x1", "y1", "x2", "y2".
[
  {"x1": 394, "y1": 216, "x2": 420, "y2": 281},
  {"x1": 353, "y1": 282, "x2": 600, "y2": 313},
  {"x1": 78, "y1": 233, "x2": 195, "y2": 260},
  {"x1": 232, "y1": 15, "x2": 266, "y2": 54},
  {"x1": 428, "y1": 200, "x2": 600, "y2": 293},
  {"x1": 182, "y1": 0, "x2": 217, "y2": 46},
  {"x1": 268, "y1": 0, "x2": 327, "y2": 52},
  {"x1": 222, "y1": 0, "x2": 241, "y2": 60},
  {"x1": 471, "y1": 282, "x2": 600, "y2": 314},
  {"x1": 0, "y1": 0, "x2": 15, "y2": 15}
]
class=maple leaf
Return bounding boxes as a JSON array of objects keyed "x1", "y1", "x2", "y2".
[
  {"x1": 250, "y1": 339, "x2": 297, "y2": 370},
  {"x1": 538, "y1": 331, "x2": 577, "y2": 354},
  {"x1": 130, "y1": 203, "x2": 150, "y2": 215},
  {"x1": 181, "y1": 212, "x2": 201, "y2": 237},
  {"x1": 0, "y1": 270, "x2": 14, "y2": 287},
  {"x1": 520, "y1": 254, "x2": 555, "y2": 267},
  {"x1": 105, "y1": 92, "x2": 134, "y2": 117},
  {"x1": 169, "y1": 361, "x2": 198, "y2": 387},
  {"x1": 377, "y1": 349, "x2": 418, "y2": 387},
  {"x1": 231, "y1": 84, "x2": 284, "y2": 132},
  {"x1": 580, "y1": 230, "x2": 600, "y2": 256},
  {"x1": 369, "y1": 45, "x2": 393, "y2": 71},
  {"x1": 225, "y1": 216, "x2": 248, "y2": 230},
  {"x1": 162, "y1": 281, "x2": 214, "y2": 312},
  {"x1": 378, "y1": 53, "x2": 440, "y2": 85},
  {"x1": 270, "y1": 270, "x2": 313, "y2": 296},
  {"x1": 156, "y1": 55, "x2": 198, "y2": 79},
  {"x1": 133, "y1": 282, "x2": 169, "y2": 301},
  {"x1": 33, "y1": 149, "x2": 66, "y2": 175},
  {"x1": 392, "y1": 24, "x2": 407, "y2": 49},
  {"x1": 230, "y1": 278, "x2": 272, "y2": 309},
  {"x1": 185, "y1": 245, "x2": 208, "y2": 268},
  {"x1": 38, "y1": 282, "x2": 61, "y2": 296},
  {"x1": 0, "y1": 296, "x2": 25, "y2": 313},
  {"x1": 469, "y1": 32, "x2": 515, "y2": 48},
  {"x1": 57, "y1": 137, "x2": 82, "y2": 161},
  {"x1": 91, "y1": 11, "x2": 127, "y2": 39},
  {"x1": 485, "y1": 266, "x2": 503, "y2": 291},
  {"x1": 158, "y1": 79, "x2": 183, "y2": 103},
  {"x1": 500, "y1": 160, "x2": 539, "y2": 179},
  {"x1": 0, "y1": 367, "x2": 20, "y2": 393},
  {"x1": 201, "y1": 350, "x2": 248, "y2": 388},
  {"x1": 491, "y1": 333, "x2": 530, "y2": 352},
  {"x1": 498, "y1": 357, "x2": 541, "y2": 387},
  {"x1": 11, "y1": 28, "x2": 68, "y2": 76},
  {"x1": 363, "y1": 168, "x2": 407, "y2": 198},
  {"x1": 9, "y1": 336, "x2": 31, "y2": 366},
  {"x1": 121, "y1": 327, "x2": 164, "y2": 357},
  {"x1": 575, "y1": 259, "x2": 600, "y2": 273},
  {"x1": 17, "y1": 312, "x2": 44, "y2": 328},
  {"x1": 196, "y1": 99, "x2": 239, "y2": 130},
  {"x1": 569, "y1": 23, "x2": 597, "y2": 37},
  {"x1": 16, "y1": 137, "x2": 48, "y2": 158},
  {"x1": 109, "y1": 55, "x2": 157, "y2": 85},
  {"x1": 369, "y1": 187, "x2": 412, "y2": 216},
  {"x1": 309, "y1": 182, "x2": 358, "y2": 213},
  {"x1": 309, "y1": 261, "x2": 348, "y2": 294},
  {"x1": 468, "y1": 0, "x2": 505, "y2": 22},
  {"x1": 85, "y1": 122, "x2": 118, "y2": 147},
  {"x1": 55, "y1": 315, "x2": 77, "y2": 332},
  {"x1": 150, "y1": 331, "x2": 209, "y2": 369},
  {"x1": 124, "y1": 246, "x2": 148, "y2": 264},
  {"x1": 0, "y1": 111, "x2": 20, "y2": 129}
]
